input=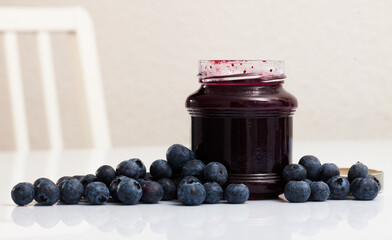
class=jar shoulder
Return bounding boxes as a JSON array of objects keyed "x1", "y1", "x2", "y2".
[{"x1": 186, "y1": 85, "x2": 298, "y2": 110}]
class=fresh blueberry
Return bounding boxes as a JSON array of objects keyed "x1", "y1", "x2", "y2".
[
  {"x1": 56, "y1": 176, "x2": 73, "y2": 186},
  {"x1": 142, "y1": 181, "x2": 164, "y2": 203},
  {"x1": 81, "y1": 174, "x2": 97, "y2": 188},
  {"x1": 60, "y1": 179, "x2": 84, "y2": 204},
  {"x1": 144, "y1": 172, "x2": 153, "y2": 180},
  {"x1": 182, "y1": 159, "x2": 205, "y2": 180},
  {"x1": 109, "y1": 176, "x2": 128, "y2": 201},
  {"x1": 225, "y1": 184, "x2": 250, "y2": 204},
  {"x1": 116, "y1": 178, "x2": 142, "y2": 204},
  {"x1": 116, "y1": 158, "x2": 146, "y2": 179},
  {"x1": 348, "y1": 162, "x2": 369, "y2": 182},
  {"x1": 172, "y1": 174, "x2": 183, "y2": 186},
  {"x1": 327, "y1": 176, "x2": 350, "y2": 200},
  {"x1": 319, "y1": 163, "x2": 340, "y2": 182},
  {"x1": 34, "y1": 181, "x2": 60, "y2": 205},
  {"x1": 298, "y1": 155, "x2": 321, "y2": 181},
  {"x1": 133, "y1": 158, "x2": 147, "y2": 178},
  {"x1": 57, "y1": 179, "x2": 68, "y2": 192},
  {"x1": 203, "y1": 182, "x2": 223, "y2": 204},
  {"x1": 150, "y1": 159, "x2": 173, "y2": 180},
  {"x1": 368, "y1": 175, "x2": 381, "y2": 191},
  {"x1": 73, "y1": 175, "x2": 85, "y2": 181},
  {"x1": 284, "y1": 181, "x2": 311, "y2": 202},
  {"x1": 282, "y1": 164, "x2": 307, "y2": 182},
  {"x1": 137, "y1": 178, "x2": 151, "y2": 187},
  {"x1": 177, "y1": 180, "x2": 206, "y2": 205},
  {"x1": 178, "y1": 176, "x2": 201, "y2": 188},
  {"x1": 305, "y1": 179, "x2": 313, "y2": 185},
  {"x1": 96, "y1": 165, "x2": 116, "y2": 186},
  {"x1": 84, "y1": 182, "x2": 110, "y2": 204},
  {"x1": 351, "y1": 177, "x2": 379, "y2": 200},
  {"x1": 158, "y1": 178, "x2": 176, "y2": 200},
  {"x1": 309, "y1": 181, "x2": 330, "y2": 201},
  {"x1": 33, "y1": 178, "x2": 54, "y2": 188},
  {"x1": 166, "y1": 144, "x2": 195, "y2": 172},
  {"x1": 203, "y1": 162, "x2": 228, "y2": 185},
  {"x1": 11, "y1": 182, "x2": 35, "y2": 206}
]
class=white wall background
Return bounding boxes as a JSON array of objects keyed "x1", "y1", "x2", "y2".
[{"x1": 0, "y1": 0, "x2": 391, "y2": 150}]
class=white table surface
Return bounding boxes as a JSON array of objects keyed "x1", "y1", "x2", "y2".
[{"x1": 0, "y1": 140, "x2": 391, "y2": 240}]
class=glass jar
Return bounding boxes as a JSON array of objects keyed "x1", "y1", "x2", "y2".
[{"x1": 186, "y1": 60, "x2": 298, "y2": 199}]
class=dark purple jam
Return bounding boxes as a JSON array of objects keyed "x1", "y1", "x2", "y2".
[{"x1": 186, "y1": 60, "x2": 297, "y2": 199}]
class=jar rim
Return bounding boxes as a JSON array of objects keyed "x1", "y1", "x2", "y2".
[{"x1": 198, "y1": 60, "x2": 285, "y2": 83}]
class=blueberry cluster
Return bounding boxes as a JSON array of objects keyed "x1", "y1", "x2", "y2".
[
  {"x1": 283, "y1": 155, "x2": 381, "y2": 203},
  {"x1": 11, "y1": 144, "x2": 249, "y2": 206}
]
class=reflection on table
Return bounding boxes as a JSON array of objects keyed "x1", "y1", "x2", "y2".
[{"x1": 10, "y1": 195, "x2": 384, "y2": 239}]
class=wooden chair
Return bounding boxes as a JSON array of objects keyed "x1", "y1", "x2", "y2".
[{"x1": 0, "y1": 7, "x2": 111, "y2": 151}]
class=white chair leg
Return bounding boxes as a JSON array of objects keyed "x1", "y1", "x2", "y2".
[
  {"x1": 75, "y1": 7, "x2": 111, "y2": 149},
  {"x1": 37, "y1": 31, "x2": 63, "y2": 151},
  {"x1": 4, "y1": 32, "x2": 29, "y2": 152}
]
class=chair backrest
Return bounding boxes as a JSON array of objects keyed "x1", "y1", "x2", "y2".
[{"x1": 0, "y1": 7, "x2": 111, "y2": 151}]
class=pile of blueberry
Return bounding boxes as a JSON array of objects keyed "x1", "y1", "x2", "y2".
[
  {"x1": 11, "y1": 144, "x2": 249, "y2": 206},
  {"x1": 283, "y1": 155, "x2": 381, "y2": 202}
]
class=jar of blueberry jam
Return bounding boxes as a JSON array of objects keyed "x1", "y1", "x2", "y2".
[{"x1": 186, "y1": 60, "x2": 297, "y2": 199}]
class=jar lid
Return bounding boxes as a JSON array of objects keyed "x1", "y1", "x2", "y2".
[{"x1": 198, "y1": 60, "x2": 285, "y2": 83}]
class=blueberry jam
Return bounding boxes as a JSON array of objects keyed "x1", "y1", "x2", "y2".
[{"x1": 186, "y1": 60, "x2": 297, "y2": 199}]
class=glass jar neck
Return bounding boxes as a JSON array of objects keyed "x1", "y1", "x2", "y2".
[{"x1": 201, "y1": 83, "x2": 283, "y2": 95}]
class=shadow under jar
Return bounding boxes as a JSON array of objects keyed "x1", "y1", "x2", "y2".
[{"x1": 186, "y1": 60, "x2": 298, "y2": 199}]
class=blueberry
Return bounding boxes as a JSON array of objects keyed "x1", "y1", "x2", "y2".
[
  {"x1": 166, "y1": 144, "x2": 195, "y2": 172},
  {"x1": 34, "y1": 181, "x2": 60, "y2": 205},
  {"x1": 60, "y1": 179, "x2": 84, "y2": 204},
  {"x1": 11, "y1": 182, "x2": 35, "y2": 206},
  {"x1": 73, "y1": 175, "x2": 85, "y2": 181},
  {"x1": 177, "y1": 180, "x2": 206, "y2": 205},
  {"x1": 368, "y1": 175, "x2": 381, "y2": 191},
  {"x1": 56, "y1": 176, "x2": 73, "y2": 186},
  {"x1": 178, "y1": 176, "x2": 201, "y2": 188},
  {"x1": 137, "y1": 178, "x2": 151, "y2": 187},
  {"x1": 284, "y1": 181, "x2": 311, "y2": 202},
  {"x1": 96, "y1": 165, "x2": 116, "y2": 186},
  {"x1": 203, "y1": 182, "x2": 223, "y2": 204},
  {"x1": 84, "y1": 182, "x2": 110, "y2": 204},
  {"x1": 116, "y1": 178, "x2": 142, "y2": 204},
  {"x1": 203, "y1": 162, "x2": 228, "y2": 185},
  {"x1": 142, "y1": 181, "x2": 164, "y2": 203},
  {"x1": 327, "y1": 176, "x2": 350, "y2": 200},
  {"x1": 116, "y1": 158, "x2": 146, "y2": 179},
  {"x1": 144, "y1": 172, "x2": 153, "y2": 180},
  {"x1": 109, "y1": 176, "x2": 128, "y2": 201},
  {"x1": 348, "y1": 162, "x2": 369, "y2": 182},
  {"x1": 81, "y1": 174, "x2": 97, "y2": 187},
  {"x1": 158, "y1": 178, "x2": 176, "y2": 200},
  {"x1": 309, "y1": 181, "x2": 330, "y2": 201},
  {"x1": 172, "y1": 174, "x2": 184, "y2": 186},
  {"x1": 282, "y1": 164, "x2": 307, "y2": 182},
  {"x1": 57, "y1": 179, "x2": 68, "y2": 192},
  {"x1": 150, "y1": 159, "x2": 173, "y2": 180},
  {"x1": 182, "y1": 159, "x2": 205, "y2": 180},
  {"x1": 33, "y1": 178, "x2": 54, "y2": 188},
  {"x1": 351, "y1": 177, "x2": 379, "y2": 200},
  {"x1": 319, "y1": 163, "x2": 340, "y2": 182},
  {"x1": 225, "y1": 184, "x2": 250, "y2": 204},
  {"x1": 304, "y1": 179, "x2": 313, "y2": 185},
  {"x1": 298, "y1": 155, "x2": 321, "y2": 181}
]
